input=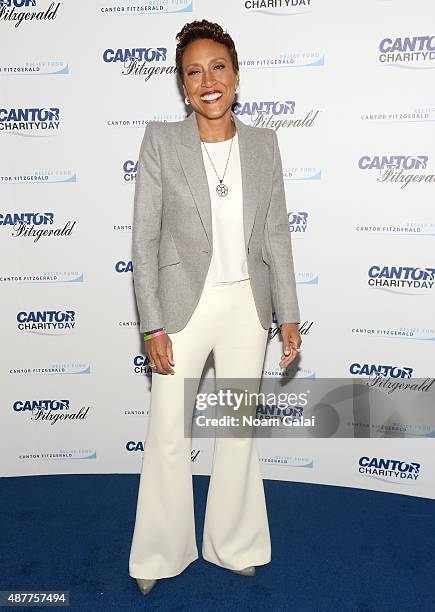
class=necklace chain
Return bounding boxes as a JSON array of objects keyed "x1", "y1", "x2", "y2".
[{"x1": 201, "y1": 131, "x2": 236, "y2": 198}]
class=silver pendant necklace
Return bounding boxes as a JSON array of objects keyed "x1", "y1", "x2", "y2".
[{"x1": 201, "y1": 131, "x2": 235, "y2": 198}]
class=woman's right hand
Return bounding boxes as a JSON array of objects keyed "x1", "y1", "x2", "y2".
[{"x1": 145, "y1": 334, "x2": 175, "y2": 375}]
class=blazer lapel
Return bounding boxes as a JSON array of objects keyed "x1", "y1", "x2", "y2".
[{"x1": 175, "y1": 110, "x2": 260, "y2": 250}]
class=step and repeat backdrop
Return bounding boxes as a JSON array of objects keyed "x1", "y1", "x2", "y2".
[{"x1": 1, "y1": 0, "x2": 434, "y2": 499}]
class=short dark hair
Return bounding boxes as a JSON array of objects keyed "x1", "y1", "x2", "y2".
[{"x1": 175, "y1": 19, "x2": 239, "y2": 84}]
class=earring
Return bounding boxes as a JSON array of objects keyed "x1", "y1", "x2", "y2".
[
  {"x1": 235, "y1": 84, "x2": 240, "y2": 94},
  {"x1": 184, "y1": 96, "x2": 190, "y2": 105}
]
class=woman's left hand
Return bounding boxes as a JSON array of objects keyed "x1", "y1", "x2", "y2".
[{"x1": 278, "y1": 322, "x2": 302, "y2": 368}]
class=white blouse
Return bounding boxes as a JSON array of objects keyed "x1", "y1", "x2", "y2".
[{"x1": 201, "y1": 131, "x2": 250, "y2": 286}]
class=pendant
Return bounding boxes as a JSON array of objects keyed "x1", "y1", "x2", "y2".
[{"x1": 216, "y1": 182, "x2": 229, "y2": 197}]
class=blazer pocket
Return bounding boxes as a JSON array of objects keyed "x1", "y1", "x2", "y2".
[
  {"x1": 261, "y1": 244, "x2": 271, "y2": 266},
  {"x1": 158, "y1": 231, "x2": 181, "y2": 270}
]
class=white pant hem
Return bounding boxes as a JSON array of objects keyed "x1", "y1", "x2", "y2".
[
  {"x1": 129, "y1": 552, "x2": 199, "y2": 580},
  {"x1": 202, "y1": 552, "x2": 272, "y2": 571}
]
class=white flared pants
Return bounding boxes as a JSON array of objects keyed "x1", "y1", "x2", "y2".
[{"x1": 128, "y1": 279, "x2": 271, "y2": 579}]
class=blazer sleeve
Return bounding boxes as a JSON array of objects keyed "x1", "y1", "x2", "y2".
[
  {"x1": 263, "y1": 130, "x2": 301, "y2": 326},
  {"x1": 132, "y1": 122, "x2": 165, "y2": 333}
]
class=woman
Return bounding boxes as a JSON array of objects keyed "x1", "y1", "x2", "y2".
[{"x1": 128, "y1": 19, "x2": 302, "y2": 595}]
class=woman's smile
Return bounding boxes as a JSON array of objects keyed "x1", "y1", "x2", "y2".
[{"x1": 200, "y1": 90, "x2": 223, "y2": 104}]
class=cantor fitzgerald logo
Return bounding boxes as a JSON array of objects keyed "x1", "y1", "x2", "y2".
[
  {"x1": 367, "y1": 265, "x2": 435, "y2": 294},
  {"x1": 102, "y1": 47, "x2": 176, "y2": 81},
  {"x1": 18, "y1": 448, "x2": 97, "y2": 461},
  {"x1": 0, "y1": 60, "x2": 68, "y2": 76},
  {"x1": 260, "y1": 454, "x2": 314, "y2": 468},
  {"x1": 360, "y1": 106, "x2": 435, "y2": 124},
  {"x1": 1, "y1": 211, "x2": 53, "y2": 226},
  {"x1": 12, "y1": 398, "x2": 91, "y2": 424},
  {"x1": 9, "y1": 362, "x2": 91, "y2": 375},
  {"x1": 239, "y1": 49, "x2": 324, "y2": 69},
  {"x1": 99, "y1": 0, "x2": 192, "y2": 14},
  {"x1": 232, "y1": 100, "x2": 319, "y2": 131},
  {"x1": 378, "y1": 35, "x2": 435, "y2": 68},
  {"x1": 351, "y1": 326, "x2": 435, "y2": 342},
  {"x1": 17, "y1": 310, "x2": 76, "y2": 335},
  {"x1": 349, "y1": 363, "x2": 413, "y2": 378},
  {"x1": 0, "y1": 169, "x2": 76, "y2": 183},
  {"x1": 244, "y1": 0, "x2": 313, "y2": 16},
  {"x1": 0, "y1": 271, "x2": 84, "y2": 284},
  {"x1": 126, "y1": 441, "x2": 201, "y2": 463},
  {"x1": 0, "y1": 1, "x2": 61, "y2": 28},
  {"x1": 107, "y1": 113, "x2": 185, "y2": 129},
  {"x1": 13, "y1": 398, "x2": 70, "y2": 411},
  {"x1": 358, "y1": 154, "x2": 435, "y2": 189},
  {"x1": 358, "y1": 456, "x2": 421, "y2": 483},
  {"x1": 355, "y1": 221, "x2": 435, "y2": 236},
  {"x1": 0, "y1": 107, "x2": 60, "y2": 135},
  {"x1": 0, "y1": 212, "x2": 76, "y2": 242}
]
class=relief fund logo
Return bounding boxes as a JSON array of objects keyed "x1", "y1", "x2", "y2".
[{"x1": 0, "y1": 1, "x2": 61, "y2": 28}]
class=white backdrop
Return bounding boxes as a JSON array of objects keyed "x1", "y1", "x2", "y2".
[{"x1": 1, "y1": 0, "x2": 434, "y2": 500}]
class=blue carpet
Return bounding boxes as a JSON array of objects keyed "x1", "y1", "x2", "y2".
[{"x1": 0, "y1": 474, "x2": 434, "y2": 611}]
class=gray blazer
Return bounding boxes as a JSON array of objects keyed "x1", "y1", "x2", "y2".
[{"x1": 132, "y1": 110, "x2": 300, "y2": 334}]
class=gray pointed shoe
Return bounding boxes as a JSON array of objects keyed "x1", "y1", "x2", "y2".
[
  {"x1": 232, "y1": 566, "x2": 256, "y2": 576},
  {"x1": 136, "y1": 578, "x2": 157, "y2": 595}
]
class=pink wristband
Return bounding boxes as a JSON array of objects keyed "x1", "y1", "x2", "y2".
[{"x1": 144, "y1": 329, "x2": 166, "y2": 342}]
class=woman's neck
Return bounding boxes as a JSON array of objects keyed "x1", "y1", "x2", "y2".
[{"x1": 195, "y1": 111, "x2": 236, "y2": 143}]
